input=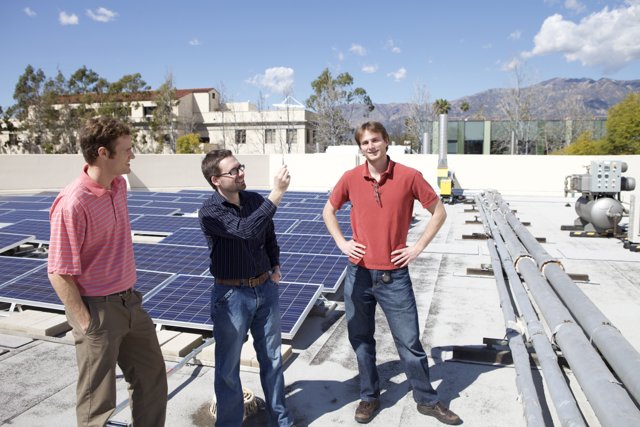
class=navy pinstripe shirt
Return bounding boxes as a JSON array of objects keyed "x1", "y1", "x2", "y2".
[{"x1": 199, "y1": 190, "x2": 279, "y2": 279}]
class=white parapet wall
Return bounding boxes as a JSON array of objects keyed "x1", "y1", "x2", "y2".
[{"x1": 0, "y1": 153, "x2": 638, "y2": 198}]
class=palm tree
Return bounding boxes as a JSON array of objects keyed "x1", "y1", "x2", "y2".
[
  {"x1": 460, "y1": 101, "x2": 470, "y2": 113},
  {"x1": 433, "y1": 99, "x2": 451, "y2": 115}
]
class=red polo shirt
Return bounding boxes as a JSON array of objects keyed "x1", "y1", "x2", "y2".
[
  {"x1": 48, "y1": 165, "x2": 136, "y2": 296},
  {"x1": 329, "y1": 158, "x2": 439, "y2": 270}
]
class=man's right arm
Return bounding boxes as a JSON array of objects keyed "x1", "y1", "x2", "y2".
[
  {"x1": 322, "y1": 200, "x2": 366, "y2": 260},
  {"x1": 48, "y1": 273, "x2": 90, "y2": 332}
]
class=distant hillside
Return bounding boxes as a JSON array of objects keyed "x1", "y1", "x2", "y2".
[{"x1": 346, "y1": 78, "x2": 640, "y2": 135}]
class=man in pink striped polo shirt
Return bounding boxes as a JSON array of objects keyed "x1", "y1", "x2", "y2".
[{"x1": 48, "y1": 117, "x2": 167, "y2": 427}]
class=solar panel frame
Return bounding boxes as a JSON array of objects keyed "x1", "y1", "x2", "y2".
[
  {"x1": 127, "y1": 206, "x2": 181, "y2": 216},
  {"x1": 278, "y1": 281, "x2": 322, "y2": 339},
  {"x1": 130, "y1": 215, "x2": 200, "y2": 234},
  {"x1": 133, "y1": 242, "x2": 210, "y2": 275},
  {"x1": 139, "y1": 201, "x2": 201, "y2": 213},
  {"x1": 277, "y1": 233, "x2": 342, "y2": 256},
  {"x1": 158, "y1": 227, "x2": 206, "y2": 247},
  {"x1": 0, "y1": 266, "x2": 175, "y2": 310},
  {"x1": 285, "y1": 220, "x2": 351, "y2": 238},
  {"x1": 279, "y1": 252, "x2": 347, "y2": 293},
  {"x1": 0, "y1": 201, "x2": 51, "y2": 211},
  {"x1": 0, "y1": 219, "x2": 51, "y2": 242},
  {"x1": 0, "y1": 209, "x2": 50, "y2": 223},
  {"x1": 0, "y1": 232, "x2": 36, "y2": 253},
  {"x1": 0, "y1": 256, "x2": 47, "y2": 289}
]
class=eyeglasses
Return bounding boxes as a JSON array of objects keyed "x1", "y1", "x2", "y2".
[
  {"x1": 216, "y1": 164, "x2": 245, "y2": 177},
  {"x1": 373, "y1": 181, "x2": 381, "y2": 206}
]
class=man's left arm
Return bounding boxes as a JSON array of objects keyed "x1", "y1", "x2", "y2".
[{"x1": 390, "y1": 199, "x2": 447, "y2": 268}]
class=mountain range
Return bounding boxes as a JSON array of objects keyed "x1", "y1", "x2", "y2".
[{"x1": 347, "y1": 78, "x2": 640, "y2": 135}]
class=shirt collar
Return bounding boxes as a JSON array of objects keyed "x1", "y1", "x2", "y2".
[
  {"x1": 362, "y1": 156, "x2": 395, "y2": 184},
  {"x1": 79, "y1": 164, "x2": 115, "y2": 197}
]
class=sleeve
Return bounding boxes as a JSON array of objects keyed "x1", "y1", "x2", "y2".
[
  {"x1": 199, "y1": 195, "x2": 277, "y2": 240},
  {"x1": 412, "y1": 171, "x2": 439, "y2": 209},
  {"x1": 47, "y1": 199, "x2": 86, "y2": 275}
]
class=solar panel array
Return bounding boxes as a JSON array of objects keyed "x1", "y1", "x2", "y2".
[{"x1": 0, "y1": 189, "x2": 351, "y2": 339}]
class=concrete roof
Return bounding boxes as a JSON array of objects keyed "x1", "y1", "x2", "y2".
[{"x1": 1, "y1": 193, "x2": 639, "y2": 426}]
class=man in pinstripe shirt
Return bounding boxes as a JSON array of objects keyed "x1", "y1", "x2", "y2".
[{"x1": 199, "y1": 149, "x2": 295, "y2": 427}]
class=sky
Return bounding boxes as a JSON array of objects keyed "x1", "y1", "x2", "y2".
[{"x1": 1, "y1": 0, "x2": 639, "y2": 111}]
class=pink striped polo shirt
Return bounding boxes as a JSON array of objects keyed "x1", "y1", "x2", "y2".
[{"x1": 48, "y1": 165, "x2": 136, "y2": 296}]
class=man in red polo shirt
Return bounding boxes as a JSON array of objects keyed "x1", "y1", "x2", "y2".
[
  {"x1": 323, "y1": 121, "x2": 461, "y2": 425},
  {"x1": 48, "y1": 117, "x2": 167, "y2": 426}
]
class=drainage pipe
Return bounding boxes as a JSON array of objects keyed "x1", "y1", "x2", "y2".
[
  {"x1": 492, "y1": 192, "x2": 640, "y2": 405},
  {"x1": 488, "y1": 206, "x2": 640, "y2": 427},
  {"x1": 478, "y1": 197, "x2": 586, "y2": 427}
]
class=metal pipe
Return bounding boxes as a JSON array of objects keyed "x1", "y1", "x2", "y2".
[
  {"x1": 483, "y1": 195, "x2": 640, "y2": 427},
  {"x1": 493, "y1": 192, "x2": 640, "y2": 405},
  {"x1": 477, "y1": 196, "x2": 586, "y2": 427}
]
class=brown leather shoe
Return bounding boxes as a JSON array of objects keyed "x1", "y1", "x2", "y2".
[
  {"x1": 354, "y1": 399, "x2": 380, "y2": 424},
  {"x1": 417, "y1": 402, "x2": 462, "y2": 425}
]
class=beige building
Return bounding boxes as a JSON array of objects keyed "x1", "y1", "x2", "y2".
[{"x1": 1, "y1": 88, "x2": 318, "y2": 154}]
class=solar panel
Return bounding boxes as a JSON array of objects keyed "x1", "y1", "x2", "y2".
[
  {"x1": 127, "y1": 199, "x2": 152, "y2": 207},
  {"x1": 273, "y1": 218, "x2": 298, "y2": 234},
  {"x1": 278, "y1": 281, "x2": 322, "y2": 339},
  {"x1": 130, "y1": 215, "x2": 200, "y2": 234},
  {"x1": 284, "y1": 201, "x2": 327, "y2": 210},
  {"x1": 0, "y1": 256, "x2": 46, "y2": 288},
  {"x1": 279, "y1": 253, "x2": 347, "y2": 293},
  {"x1": 143, "y1": 274, "x2": 213, "y2": 330},
  {"x1": 274, "y1": 211, "x2": 320, "y2": 222},
  {"x1": 277, "y1": 233, "x2": 342, "y2": 256},
  {"x1": 133, "y1": 242, "x2": 210, "y2": 275},
  {"x1": 139, "y1": 201, "x2": 201, "y2": 213},
  {"x1": 143, "y1": 274, "x2": 321, "y2": 339},
  {"x1": 0, "y1": 195, "x2": 51, "y2": 203},
  {"x1": 0, "y1": 266, "x2": 174, "y2": 310},
  {"x1": 286, "y1": 220, "x2": 351, "y2": 238},
  {"x1": 0, "y1": 232, "x2": 36, "y2": 253},
  {"x1": 0, "y1": 220, "x2": 50, "y2": 242},
  {"x1": 159, "y1": 228, "x2": 206, "y2": 247},
  {"x1": 0, "y1": 201, "x2": 51, "y2": 211},
  {"x1": 128, "y1": 206, "x2": 180, "y2": 216},
  {"x1": 128, "y1": 193, "x2": 179, "y2": 201},
  {"x1": 175, "y1": 196, "x2": 208, "y2": 204},
  {"x1": 0, "y1": 209, "x2": 50, "y2": 223}
]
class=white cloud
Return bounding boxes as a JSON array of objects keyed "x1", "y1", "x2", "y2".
[
  {"x1": 24, "y1": 7, "x2": 36, "y2": 17},
  {"x1": 246, "y1": 67, "x2": 294, "y2": 94},
  {"x1": 86, "y1": 7, "x2": 118, "y2": 23},
  {"x1": 501, "y1": 58, "x2": 522, "y2": 72},
  {"x1": 349, "y1": 43, "x2": 367, "y2": 56},
  {"x1": 522, "y1": 2, "x2": 640, "y2": 72},
  {"x1": 385, "y1": 39, "x2": 401, "y2": 54},
  {"x1": 59, "y1": 11, "x2": 79, "y2": 25},
  {"x1": 362, "y1": 65, "x2": 378, "y2": 74},
  {"x1": 189, "y1": 38, "x2": 201, "y2": 46},
  {"x1": 387, "y1": 67, "x2": 407, "y2": 82},
  {"x1": 564, "y1": 0, "x2": 585, "y2": 13},
  {"x1": 509, "y1": 30, "x2": 522, "y2": 41}
]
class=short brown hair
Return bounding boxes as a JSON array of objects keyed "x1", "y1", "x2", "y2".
[
  {"x1": 201, "y1": 149, "x2": 233, "y2": 190},
  {"x1": 80, "y1": 117, "x2": 131, "y2": 164},
  {"x1": 354, "y1": 121, "x2": 390, "y2": 147}
]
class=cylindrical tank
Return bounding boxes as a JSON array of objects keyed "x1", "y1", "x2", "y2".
[{"x1": 575, "y1": 196, "x2": 624, "y2": 232}]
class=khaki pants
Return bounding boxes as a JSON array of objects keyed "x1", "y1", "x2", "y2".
[{"x1": 67, "y1": 290, "x2": 167, "y2": 427}]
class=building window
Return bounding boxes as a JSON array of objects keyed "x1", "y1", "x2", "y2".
[
  {"x1": 235, "y1": 130, "x2": 247, "y2": 145},
  {"x1": 212, "y1": 93, "x2": 216, "y2": 99},
  {"x1": 265, "y1": 129, "x2": 275, "y2": 145},
  {"x1": 143, "y1": 106, "x2": 156, "y2": 117},
  {"x1": 286, "y1": 129, "x2": 297, "y2": 146}
]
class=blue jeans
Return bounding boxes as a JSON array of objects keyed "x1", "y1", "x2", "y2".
[
  {"x1": 211, "y1": 279, "x2": 293, "y2": 427},
  {"x1": 344, "y1": 263, "x2": 439, "y2": 405}
]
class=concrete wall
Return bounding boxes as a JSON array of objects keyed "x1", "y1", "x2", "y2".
[{"x1": 1, "y1": 154, "x2": 638, "y2": 198}]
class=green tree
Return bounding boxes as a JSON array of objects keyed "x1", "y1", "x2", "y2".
[
  {"x1": 605, "y1": 93, "x2": 640, "y2": 154},
  {"x1": 305, "y1": 68, "x2": 373, "y2": 150},
  {"x1": 98, "y1": 73, "x2": 149, "y2": 122},
  {"x1": 12, "y1": 65, "x2": 55, "y2": 152},
  {"x1": 554, "y1": 132, "x2": 607, "y2": 155},
  {"x1": 460, "y1": 101, "x2": 470, "y2": 113},
  {"x1": 176, "y1": 133, "x2": 201, "y2": 154},
  {"x1": 150, "y1": 73, "x2": 179, "y2": 153}
]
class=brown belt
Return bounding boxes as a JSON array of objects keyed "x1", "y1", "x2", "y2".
[{"x1": 215, "y1": 271, "x2": 270, "y2": 288}]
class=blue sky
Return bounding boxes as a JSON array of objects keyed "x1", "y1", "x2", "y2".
[{"x1": 1, "y1": 0, "x2": 639, "y2": 110}]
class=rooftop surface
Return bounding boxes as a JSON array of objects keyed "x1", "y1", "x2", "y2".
[{"x1": 1, "y1": 192, "x2": 639, "y2": 427}]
